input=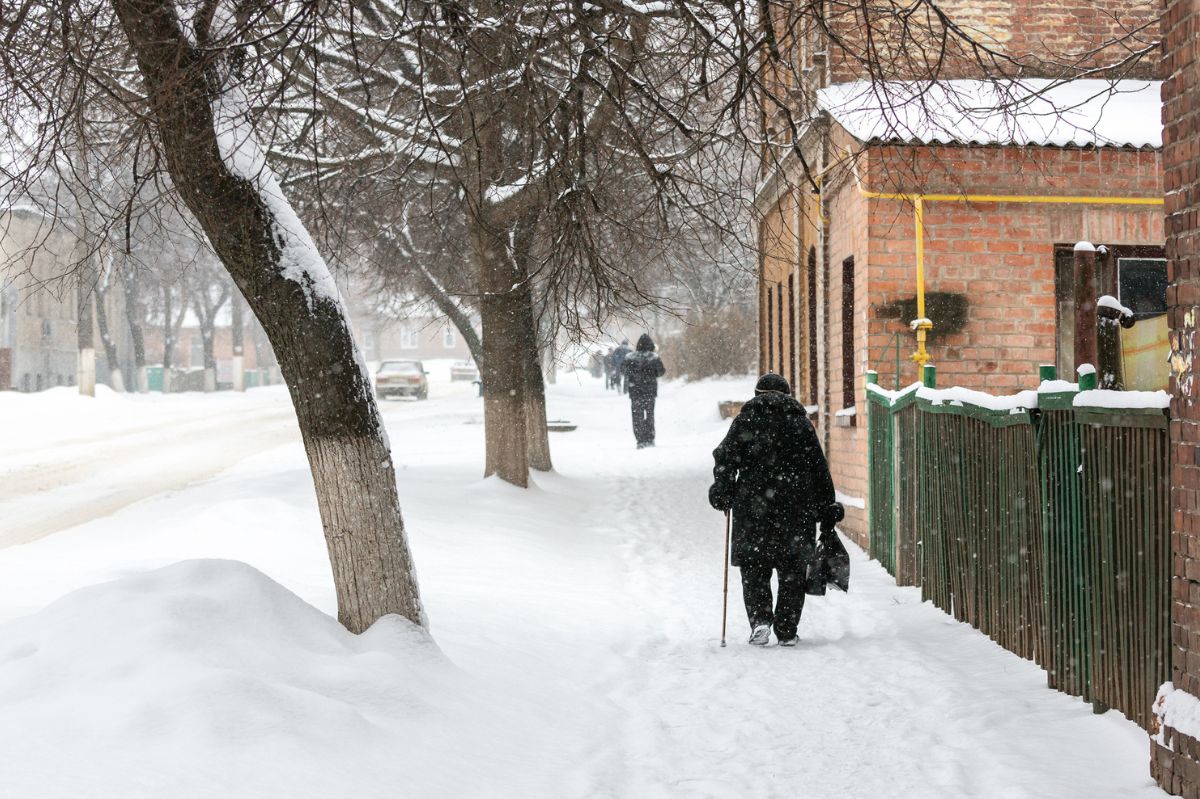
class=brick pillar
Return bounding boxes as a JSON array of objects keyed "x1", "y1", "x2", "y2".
[{"x1": 1155, "y1": 1, "x2": 1200, "y2": 795}]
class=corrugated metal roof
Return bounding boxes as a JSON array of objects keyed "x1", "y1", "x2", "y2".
[{"x1": 817, "y1": 79, "x2": 1162, "y2": 149}]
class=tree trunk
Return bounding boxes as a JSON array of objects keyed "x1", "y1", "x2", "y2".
[
  {"x1": 193, "y1": 291, "x2": 223, "y2": 393},
  {"x1": 511, "y1": 221, "x2": 551, "y2": 472},
  {"x1": 472, "y1": 222, "x2": 529, "y2": 486},
  {"x1": 95, "y1": 279, "x2": 124, "y2": 392},
  {"x1": 522, "y1": 314, "x2": 552, "y2": 471},
  {"x1": 231, "y1": 294, "x2": 245, "y2": 391},
  {"x1": 112, "y1": 0, "x2": 423, "y2": 632},
  {"x1": 163, "y1": 281, "x2": 176, "y2": 391},
  {"x1": 76, "y1": 267, "x2": 96, "y2": 397},
  {"x1": 121, "y1": 262, "x2": 147, "y2": 392}
]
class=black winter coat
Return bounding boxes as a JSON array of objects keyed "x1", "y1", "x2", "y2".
[
  {"x1": 622, "y1": 351, "x2": 665, "y2": 399},
  {"x1": 708, "y1": 393, "x2": 836, "y2": 567}
]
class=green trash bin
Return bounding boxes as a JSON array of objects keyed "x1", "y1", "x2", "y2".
[
  {"x1": 146, "y1": 365, "x2": 164, "y2": 392},
  {"x1": 245, "y1": 370, "x2": 260, "y2": 389}
]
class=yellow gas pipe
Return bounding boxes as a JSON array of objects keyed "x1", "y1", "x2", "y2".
[{"x1": 856, "y1": 189, "x2": 1164, "y2": 367}]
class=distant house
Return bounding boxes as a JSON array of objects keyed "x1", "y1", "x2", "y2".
[
  {"x1": 0, "y1": 212, "x2": 81, "y2": 391},
  {"x1": 343, "y1": 284, "x2": 476, "y2": 365}
]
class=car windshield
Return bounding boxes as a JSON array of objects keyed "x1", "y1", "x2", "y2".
[{"x1": 378, "y1": 361, "x2": 421, "y2": 375}]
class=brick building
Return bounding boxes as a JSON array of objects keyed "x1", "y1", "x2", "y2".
[
  {"x1": 755, "y1": 2, "x2": 1164, "y2": 546},
  {"x1": 1152, "y1": 1, "x2": 1200, "y2": 795}
]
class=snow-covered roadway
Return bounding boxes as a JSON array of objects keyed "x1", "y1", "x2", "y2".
[{"x1": 0, "y1": 373, "x2": 1166, "y2": 797}]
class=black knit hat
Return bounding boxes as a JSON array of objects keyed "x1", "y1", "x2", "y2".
[{"x1": 755, "y1": 373, "x2": 791, "y2": 396}]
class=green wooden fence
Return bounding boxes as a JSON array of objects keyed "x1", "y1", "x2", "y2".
[{"x1": 866, "y1": 377, "x2": 1170, "y2": 729}]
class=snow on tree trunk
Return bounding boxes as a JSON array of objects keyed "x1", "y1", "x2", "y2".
[{"x1": 111, "y1": 0, "x2": 423, "y2": 631}]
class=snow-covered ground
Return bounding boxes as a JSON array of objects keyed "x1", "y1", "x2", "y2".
[{"x1": 0, "y1": 372, "x2": 1165, "y2": 797}]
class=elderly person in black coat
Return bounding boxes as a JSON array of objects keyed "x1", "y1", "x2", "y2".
[
  {"x1": 709, "y1": 373, "x2": 842, "y2": 646},
  {"x1": 621, "y1": 334, "x2": 666, "y2": 448}
]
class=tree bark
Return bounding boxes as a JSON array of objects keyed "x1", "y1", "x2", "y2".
[
  {"x1": 231, "y1": 293, "x2": 245, "y2": 391},
  {"x1": 192, "y1": 285, "x2": 227, "y2": 392},
  {"x1": 119, "y1": 259, "x2": 147, "y2": 392},
  {"x1": 112, "y1": 0, "x2": 423, "y2": 632},
  {"x1": 161, "y1": 277, "x2": 188, "y2": 392},
  {"x1": 95, "y1": 276, "x2": 124, "y2": 391},
  {"x1": 472, "y1": 221, "x2": 530, "y2": 486},
  {"x1": 76, "y1": 264, "x2": 97, "y2": 397},
  {"x1": 511, "y1": 219, "x2": 551, "y2": 472}
]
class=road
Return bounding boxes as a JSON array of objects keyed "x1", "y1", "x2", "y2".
[
  {"x1": 0, "y1": 377, "x2": 481, "y2": 549},
  {"x1": 0, "y1": 400, "x2": 302, "y2": 548}
]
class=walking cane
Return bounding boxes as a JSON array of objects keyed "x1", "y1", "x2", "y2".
[{"x1": 721, "y1": 510, "x2": 731, "y2": 647}]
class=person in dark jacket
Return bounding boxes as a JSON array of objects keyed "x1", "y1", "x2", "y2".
[
  {"x1": 612, "y1": 339, "x2": 632, "y2": 394},
  {"x1": 621, "y1": 334, "x2": 665, "y2": 448},
  {"x1": 708, "y1": 373, "x2": 842, "y2": 646}
]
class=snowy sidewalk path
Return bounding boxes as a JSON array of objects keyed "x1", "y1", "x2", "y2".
[{"x1": 522, "y1": 384, "x2": 1164, "y2": 798}]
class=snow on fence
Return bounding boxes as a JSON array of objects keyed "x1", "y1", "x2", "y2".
[{"x1": 867, "y1": 379, "x2": 1170, "y2": 730}]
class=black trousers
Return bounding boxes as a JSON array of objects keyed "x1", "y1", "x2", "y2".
[
  {"x1": 740, "y1": 561, "x2": 806, "y2": 640},
  {"x1": 630, "y1": 395, "x2": 656, "y2": 445}
]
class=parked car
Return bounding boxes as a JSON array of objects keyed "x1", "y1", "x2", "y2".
[
  {"x1": 376, "y1": 360, "x2": 428, "y2": 400},
  {"x1": 450, "y1": 359, "x2": 480, "y2": 382}
]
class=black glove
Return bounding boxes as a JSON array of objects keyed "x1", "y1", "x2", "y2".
[
  {"x1": 708, "y1": 483, "x2": 733, "y2": 512},
  {"x1": 820, "y1": 502, "x2": 844, "y2": 527}
]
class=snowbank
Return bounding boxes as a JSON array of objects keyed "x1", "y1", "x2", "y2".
[{"x1": 0, "y1": 560, "x2": 554, "y2": 798}]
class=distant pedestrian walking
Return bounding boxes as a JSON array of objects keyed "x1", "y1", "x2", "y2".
[
  {"x1": 621, "y1": 334, "x2": 665, "y2": 448},
  {"x1": 708, "y1": 373, "x2": 842, "y2": 646},
  {"x1": 612, "y1": 339, "x2": 632, "y2": 394},
  {"x1": 604, "y1": 347, "x2": 618, "y2": 390}
]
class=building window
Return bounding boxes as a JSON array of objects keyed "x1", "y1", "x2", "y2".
[
  {"x1": 443, "y1": 328, "x2": 457, "y2": 349},
  {"x1": 807, "y1": 247, "x2": 818, "y2": 406},
  {"x1": 400, "y1": 327, "x2": 418, "y2": 349},
  {"x1": 841, "y1": 256, "x2": 856, "y2": 416},
  {"x1": 1054, "y1": 244, "x2": 1166, "y2": 375},
  {"x1": 363, "y1": 331, "x2": 376, "y2": 360},
  {"x1": 766, "y1": 285, "x2": 774, "y2": 372},
  {"x1": 1118, "y1": 257, "x2": 1169, "y2": 318}
]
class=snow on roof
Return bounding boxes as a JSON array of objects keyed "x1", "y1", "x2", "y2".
[{"x1": 817, "y1": 79, "x2": 1162, "y2": 150}]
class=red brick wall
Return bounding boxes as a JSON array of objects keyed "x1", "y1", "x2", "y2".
[
  {"x1": 826, "y1": 1, "x2": 1160, "y2": 83},
  {"x1": 864, "y1": 144, "x2": 1163, "y2": 392},
  {"x1": 1154, "y1": 0, "x2": 1200, "y2": 795}
]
